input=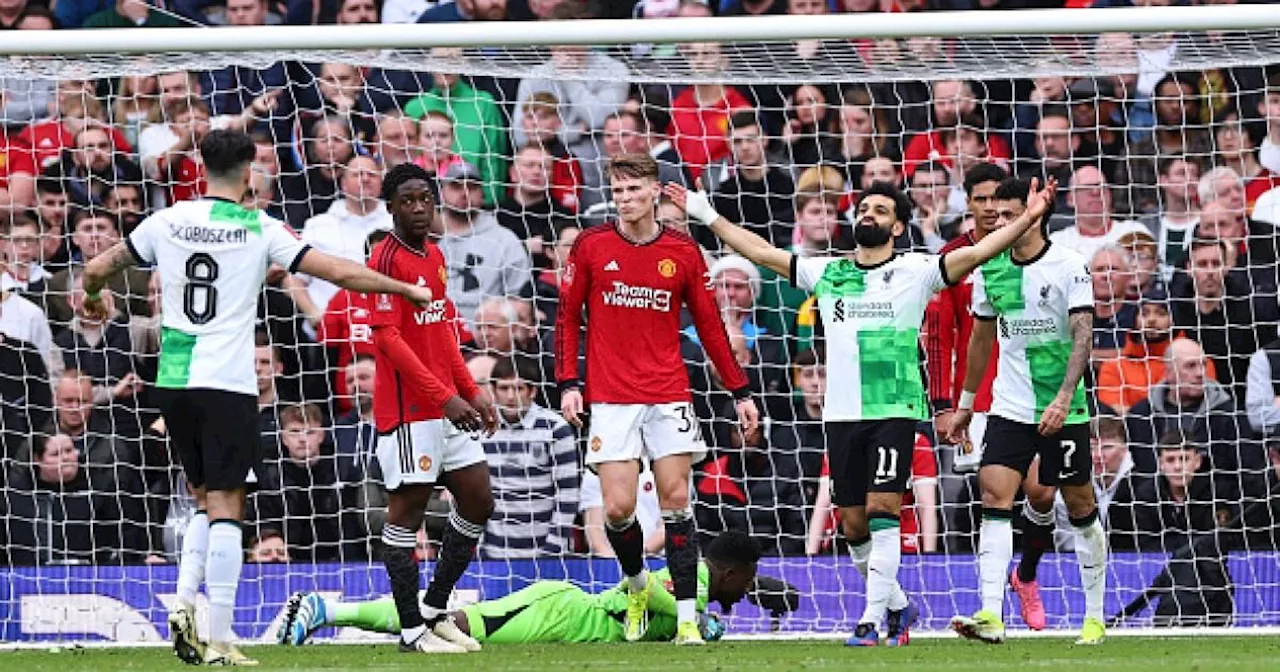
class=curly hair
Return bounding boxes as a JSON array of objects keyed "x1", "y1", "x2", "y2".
[{"x1": 380, "y1": 162, "x2": 434, "y2": 203}]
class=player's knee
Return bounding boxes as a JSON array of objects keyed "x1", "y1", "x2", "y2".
[
  {"x1": 603, "y1": 500, "x2": 637, "y2": 525},
  {"x1": 1061, "y1": 486, "x2": 1096, "y2": 520},
  {"x1": 657, "y1": 488, "x2": 689, "y2": 512},
  {"x1": 1025, "y1": 484, "x2": 1056, "y2": 513},
  {"x1": 980, "y1": 487, "x2": 1015, "y2": 511},
  {"x1": 841, "y1": 516, "x2": 868, "y2": 541}
]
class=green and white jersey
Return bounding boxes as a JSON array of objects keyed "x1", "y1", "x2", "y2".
[
  {"x1": 127, "y1": 199, "x2": 310, "y2": 395},
  {"x1": 971, "y1": 242, "x2": 1092, "y2": 425},
  {"x1": 791, "y1": 253, "x2": 949, "y2": 422}
]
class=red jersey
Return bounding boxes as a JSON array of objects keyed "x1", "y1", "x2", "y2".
[
  {"x1": 368, "y1": 234, "x2": 479, "y2": 433},
  {"x1": 819, "y1": 433, "x2": 938, "y2": 554},
  {"x1": 167, "y1": 155, "x2": 208, "y2": 203},
  {"x1": 901, "y1": 130, "x2": 1012, "y2": 179},
  {"x1": 667, "y1": 85, "x2": 751, "y2": 182},
  {"x1": 19, "y1": 120, "x2": 132, "y2": 171},
  {"x1": 0, "y1": 133, "x2": 36, "y2": 189},
  {"x1": 555, "y1": 223, "x2": 750, "y2": 404},
  {"x1": 923, "y1": 232, "x2": 997, "y2": 415}
]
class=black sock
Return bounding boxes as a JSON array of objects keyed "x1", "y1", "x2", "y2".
[
  {"x1": 1017, "y1": 509, "x2": 1055, "y2": 583},
  {"x1": 423, "y1": 511, "x2": 484, "y2": 613},
  {"x1": 662, "y1": 511, "x2": 698, "y2": 601},
  {"x1": 605, "y1": 516, "x2": 646, "y2": 578},
  {"x1": 381, "y1": 524, "x2": 423, "y2": 635}
]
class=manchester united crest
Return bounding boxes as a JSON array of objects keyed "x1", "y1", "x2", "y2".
[
  {"x1": 590, "y1": 436, "x2": 602, "y2": 452},
  {"x1": 418, "y1": 455, "x2": 433, "y2": 471},
  {"x1": 657, "y1": 258, "x2": 677, "y2": 278},
  {"x1": 439, "y1": 265, "x2": 447, "y2": 283}
]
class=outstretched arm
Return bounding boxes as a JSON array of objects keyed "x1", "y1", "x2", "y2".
[
  {"x1": 662, "y1": 182, "x2": 792, "y2": 277},
  {"x1": 295, "y1": 250, "x2": 432, "y2": 306},
  {"x1": 942, "y1": 177, "x2": 1057, "y2": 283}
]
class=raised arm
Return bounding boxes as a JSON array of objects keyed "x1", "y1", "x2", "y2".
[
  {"x1": 942, "y1": 177, "x2": 1057, "y2": 283},
  {"x1": 662, "y1": 182, "x2": 792, "y2": 277}
]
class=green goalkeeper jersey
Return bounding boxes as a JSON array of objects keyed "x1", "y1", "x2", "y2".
[{"x1": 461, "y1": 564, "x2": 711, "y2": 644}]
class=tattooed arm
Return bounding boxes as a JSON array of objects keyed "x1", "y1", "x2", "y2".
[
  {"x1": 1039, "y1": 310, "x2": 1093, "y2": 436},
  {"x1": 82, "y1": 242, "x2": 140, "y2": 297}
]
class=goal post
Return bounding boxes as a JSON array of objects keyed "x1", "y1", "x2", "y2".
[{"x1": 1, "y1": 5, "x2": 1278, "y2": 644}]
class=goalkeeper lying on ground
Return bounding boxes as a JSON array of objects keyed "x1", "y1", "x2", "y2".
[{"x1": 280, "y1": 531, "x2": 794, "y2": 645}]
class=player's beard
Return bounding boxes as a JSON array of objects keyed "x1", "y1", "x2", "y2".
[{"x1": 853, "y1": 221, "x2": 893, "y2": 248}]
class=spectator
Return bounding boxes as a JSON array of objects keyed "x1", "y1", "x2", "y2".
[
  {"x1": 1171, "y1": 238, "x2": 1279, "y2": 403},
  {"x1": 253, "y1": 403, "x2": 359, "y2": 561},
  {"x1": 1109, "y1": 431, "x2": 1227, "y2": 553},
  {"x1": 1246, "y1": 336, "x2": 1280, "y2": 442},
  {"x1": 49, "y1": 276, "x2": 143, "y2": 409},
  {"x1": 1019, "y1": 106, "x2": 1079, "y2": 191},
  {"x1": 296, "y1": 155, "x2": 391, "y2": 317},
  {"x1": 0, "y1": 5, "x2": 55, "y2": 127},
  {"x1": 0, "y1": 330, "x2": 52, "y2": 458},
  {"x1": 111, "y1": 75, "x2": 161, "y2": 150},
  {"x1": 82, "y1": 0, "x2": 186, "y2": 27},
  {"x1": 1258, "y1": 72, "x2": 1280, "y2": 176},
  {"x1": 35, "y1": 179, "x2": 72, "y2": 272},
  {"x1": 478, "y1": 357, "x2": 579, "y2": 559},
  {"x1": 373, "y1": 112, "x2": 421, "y2": 168},
  {"x1": 689, "y1": 255, "x2": 787, "y2": 397},
  {"x1": 1126, "y1": 338, "x2": 1262, "y2": 482},
  {"x1": 769, "y1": 346, "x2": 827, "y2": 505},
  {"x1": 45, "y1": 210, "x2": 152, "y2": 327},
  {"x1": 703, "y1": 111, "x2": 796, "y2": 248},
  {"x1": 201, "y1": 1, "x2": 290, "y2": 116},
  {"x1": 581, "y1": 111, "x2": 686, "y2": 215},
  {"x1": 668, "y1": 41, "x2": 752, "y2": 181},
  {"x1": 416, "y1": 0, "x2": 506, "y2": 22},
  {"x1": 1125, "y1": 72, "x2": 1214, "y2": 213},
  {"x1": 1067, "y1": 78, "x2": 1128, "y2": 189},
  {"x1": 1095, "y1": 285, "x2": 1215, "y2": 414},
  {"x1": 496, "y1": 144, "x2": 574, "y2": 263},
  {"x1": 20, "y1": 80, "x2": 133, "y2": 171},
  {"x1": 280, "y1": 114, "x2": 352, "y2": 226},
  {"x1": 906, "y1": 160, "x2": 958, "y2": 252},
  {"x1": 527, "y1": 220, "x2": 579, "y2": 328},
  {"x1": 291, "y1": 62, "x2": 379, "y2": 145},
  {"x1": 1146, "y1": 156, "x2": 1200, "y2": 274},
  {"x1": 434, "y1": 161, "x2": 532, "y2": 324},
  {"x1": 1, "y1": 214, "x2": 50, "y2": 297},
  {"x1": 138, "y1": 99, "x2": 212, "y2": 205},
  {"x1": 1089, "y1": 245, "x2": 1137, "y2": 364},
  {"x1": 42, "y1": 369, "x2": 142, "y2": 491},
  {"x1": 1051, "y1": 166, "x2": 1152, "y2": 263},
  {"x1": 901, "y1": 79, "x2": 1012, "y2": 179},
  {"x1": 332, "y1": 354, "x2": 377, "y2": 481},
  {"x1": 246, "y1": 529, "x2": 290, "y2": 563},
  {"x1": 403, "y1": 47, "x2": 508, "y2": 206},
  {"x1": 1213, "y1": 107, "x2": 1278, "y2": 214},
  {"x1": 0, "y1": 127, "x2": 36, "y2": 215},
  {"x1": 2, "y1": 433, "x2": 133, "y2": 565},
  {"x1": 42, "y1": 125, "x2": 144, "y2": 207},
  {"x1": 1116, "y1": 230, "x2": 1159, "y2": 301},
  {"x1": 778, "y1": 83, "x2": 832, "y2": 173},
  {"x1": 514, "y1": 20, "x2": 629, "y2": 152},
  {"x1": 1197, "y1": 166, "x2": 1280, "y2": 293},
  {"x1": 412, "y1": 110, "x2": 460, "y2": 182},
  {"x1": 516, "y1": 91, "x2": 586, "y2": 212},
  {"x1": 827, "y1": 87, "x2": 899, "y2": 194}
]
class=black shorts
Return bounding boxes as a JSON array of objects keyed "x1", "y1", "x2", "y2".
[
  {"x1": 825, "y1": 419, "x2": 916, "y2": 507},
  {"x1": 980, "y1": 415, "x2": 1090, "y2": 486},
  {"x1": 153, "y1": 387, "x2": 260, "y2": 491}
]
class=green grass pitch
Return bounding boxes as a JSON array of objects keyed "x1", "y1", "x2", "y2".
[{"x1": 5, "y1": 637, "x2": 1280, "y2": 671}]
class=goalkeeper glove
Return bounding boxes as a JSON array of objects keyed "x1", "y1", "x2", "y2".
[
  {"x1": 699, "y1": 612, "x2": 726, "y2": 642},
  {"x1": 683, "y1": 188, "x2": 720, "y2": 227}
]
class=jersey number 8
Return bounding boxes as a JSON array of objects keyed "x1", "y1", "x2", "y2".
[{"x1": 183, "y1": 253, "x2": 219, "y2": 324}]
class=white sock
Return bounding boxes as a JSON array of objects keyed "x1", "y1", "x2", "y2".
[
  {"x1": 627, "y1": 569, "x2": 649, "y2": 594},
  {"x1": 677, "y1": 599, "x2": 696, "y2": 625},
  {"x1": 175, "y1": 511, "x2": 209, "y2": 609},
  {"x1": 205, "y1": 520, "x2": 244, "y2": 644},
  {"x1": 850, "y1": 536, "x2": 908, "y2": 611},
  {"x1": 979, "y1": 511, "x2": 1015, "y2": 619},
  {"x1": 400, "y1": 623, "x2": 425, "y2": 645},
  {"x1": 858, "y1": 520, "x2": 901, "y2": 627},
  {"x1": 1072, "y1": 514, "x2": 1108, "y2": 623},
  {"x1": 1023, "y1": 499, "x2": 1055, "y2": 527},
  {"x1": 422, "y1": 604, "x2": 445, "y2": 623}
]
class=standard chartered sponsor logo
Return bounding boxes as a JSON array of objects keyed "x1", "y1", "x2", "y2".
[
  {"x1": 998, "y1": 316, "x2": 1058, "y2": 337},
  {"x1": 831, "y1": 298, "x2": 894, "y2": 321}
]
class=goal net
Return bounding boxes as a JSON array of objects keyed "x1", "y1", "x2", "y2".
[{"x1": 1, "y1": 6, "x2": 1278, "y2": 644}]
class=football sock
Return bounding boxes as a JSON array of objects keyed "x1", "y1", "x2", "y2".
[
  {"x1": 979, "y1": 508, "x2": 1015, "y2": 619},
  {"x1": 333, "y1": 599, "x2": 399, "y2": 634},
  {"x1": 1017, "y1": 499, "x2": 1056, "y2": 583},
  {"x1": 381, "y1": 523, "x2": 424, "y2": 643},
  {"x1": 858, "y1": 513, "x2": 902, "y2": 627},
  {"x1": 175, "y1": 510, "x2": 208, "y2": 609},
  {"x1": 662, "y1": 509, "x2": 698, "y2": 623},
  {"x1": 606, "y1": 514, "x2": 648, "y2": 592},
  {"x1": 423, "y1": 511, "x2": 484, "y2": 620},
  {"x1": 205, "y1": 519, "x2": 243, "y2": 644},
  {"x1": 1071, "y1": 510, "x2": 1108, "y2": 623},
  {"x1": 849, "y1": 534, "x2": 909, "y2": 611}
]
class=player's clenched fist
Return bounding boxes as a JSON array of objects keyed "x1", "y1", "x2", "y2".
[{"x1": 444, "y1": 395, "x2": 484, "y2": 433}]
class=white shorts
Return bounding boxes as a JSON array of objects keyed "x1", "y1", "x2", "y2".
[
  {"x1": 375, "y1": 419, "x2": 488, "y2": 490},
  {"x1": 586, "y1": 402, "x2": 706, "y2": 467}
]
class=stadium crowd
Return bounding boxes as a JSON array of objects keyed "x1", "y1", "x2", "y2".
[{"x1": 0, "y1": 0, "x2": 1279, "y2": 605}]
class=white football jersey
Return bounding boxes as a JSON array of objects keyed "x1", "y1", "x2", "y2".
[
  {"x1": 127, "y1": 198, "x2": 309, "y2": 396},
  {"x1": 971, "y1": 242, "x2": 1093, "y2": 425},
  {"x1": 791, "y1": 252, "x2": 948, "y2": 422}
]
